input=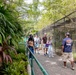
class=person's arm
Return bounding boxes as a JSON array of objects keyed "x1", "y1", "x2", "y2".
[
  {"x1": 71, "y1": 40, "x2": 73, "y2": 46},
  {"x1": 61, "y1": 45, "x2": 64, "y2": 55},
  {"x1": 61, "y1": 39, "x2": 65, "y2": 54},
  {"x1": 62, "y1": 45, "x2": 64, "y2": 52},
  {"x1": 33, "y1": 40, "x2": 34, "y2": 46}
]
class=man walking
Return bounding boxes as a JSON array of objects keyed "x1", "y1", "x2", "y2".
[
  {"x1": 62, "y1": 32, "x2": 75, "y2": 70},
  {"x1": 42, "y1": 33, "x2": 47, "y2": 55}
]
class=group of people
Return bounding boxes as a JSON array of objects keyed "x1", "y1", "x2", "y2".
[
  {"x1": 42, "y1": 33, "x2": 54, "y2": 57},
  {"x1": 27, "y1": 32, "x2": 75, "y2": 70},
  {"x1": 27, "y1": 33, "x2": 54, "y2": 58}
]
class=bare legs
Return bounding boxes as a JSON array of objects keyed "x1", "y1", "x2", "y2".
[
  {"x1": 71, "y1": 61, "x2": 74, "y2": 70},
  {"x1": 63, "y1": 61, "x2": 74, "y2": 70},
  {"x1": 44, "y1": 48, "x2": 47, "y2": 55},
  {"x1": 63, "y1": 61, "x2": 66, "y2": 67}
]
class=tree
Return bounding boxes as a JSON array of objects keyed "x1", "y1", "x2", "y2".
[{"x1": 35, "y1": 0, "x2": 76, "y2": 30}]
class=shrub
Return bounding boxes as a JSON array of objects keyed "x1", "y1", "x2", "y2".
[
  {"x1": 1, "y1": 53, "x2": 28, "y2": 75},
  {"x1": 17, "y1": 44, "x2": 25, "y2": 53},
  {"x1": 73, "y1": 53, "x2": 76, "y2": 63}
]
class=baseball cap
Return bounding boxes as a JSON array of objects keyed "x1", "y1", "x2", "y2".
[{"x1": 66, "y1": 32, "x2": 70, "y2": 36}]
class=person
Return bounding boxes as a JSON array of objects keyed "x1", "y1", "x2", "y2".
[
  {"x1": 42, "y1": 33, "x2": 47, "y2": 56},
  {"x1": 62, "y1": 32, "x2": 74, "y2": 70},
  {"x1": 28, "y1": 34, "x2": 34, "y2": 58},
  {"x1": 47, "y1": 37, "x2": 54, "y2": 57},
  {"x1": 34, "y1": 35, "x2": 40, "y2": 53},
  {"x1": 39, "y1": 37, "x2": 42, "y2": 51}
]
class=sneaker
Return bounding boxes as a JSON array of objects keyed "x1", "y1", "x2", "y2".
[{"x1": 71, "y1": 67, "x2": 75, "y2": 70}]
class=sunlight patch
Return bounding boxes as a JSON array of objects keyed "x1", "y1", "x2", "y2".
[
  {"x1": 58, "y1": 58, "x2": 62, "y2": 61},
  {"x1": 50, "y1": 62, "x2": 57, "y2": 65},
  {"x1": 45, "y1": 60, "x2": 50, "y2": 63}
]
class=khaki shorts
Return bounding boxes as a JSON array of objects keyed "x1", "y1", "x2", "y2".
[{"x1": 62, "y1": 52, "x2": 74, "y2": 62}]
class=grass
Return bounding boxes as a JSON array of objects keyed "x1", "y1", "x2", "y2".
[{"x1": 73, "y1": 52, "x2": 76, "y2": 63}]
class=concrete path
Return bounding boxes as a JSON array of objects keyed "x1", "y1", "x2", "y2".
[{"x1": 34, "y1": 50, "x2": 76, "y2": 75}]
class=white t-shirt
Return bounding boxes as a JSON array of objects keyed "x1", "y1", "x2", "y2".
[{"x1": 34, "y1": 37, "x2": 40, "y2": 43}]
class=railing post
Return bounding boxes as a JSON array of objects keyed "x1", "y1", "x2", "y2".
[
  {"x1": 27, "y1": 47, "x2": 48, "y2": 75},
  {"x1": 31, "y1": 55, "x2": 33, "y2": 75},
  {"x1": 31, "y1": 55, "x2": 35, "y2": 75}
]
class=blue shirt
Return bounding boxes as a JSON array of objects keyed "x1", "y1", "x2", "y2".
[{"x1": 62, "y1": 37, "x2": 73, "y2": 52}]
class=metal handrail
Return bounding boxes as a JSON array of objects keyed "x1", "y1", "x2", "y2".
[{"x1": 27, "y1": 47, "x2": 49, "y2": 75}]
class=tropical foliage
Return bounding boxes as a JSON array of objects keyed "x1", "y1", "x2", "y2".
[
  {"x1": 0, "y1": 0, "x2": 28, "y2": 74},
  {"x1": 0, "y1": 0, "x2": 23, "y2": 44},
  {"x1": 0, "y1": 52, "x2": 28, "y2": 75}
]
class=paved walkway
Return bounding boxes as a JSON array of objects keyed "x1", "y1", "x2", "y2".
[{"x1": 34, "y1": 50, "x2": 76, "y2": 75}]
